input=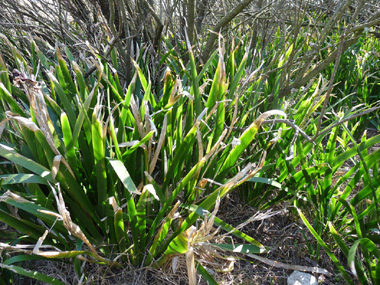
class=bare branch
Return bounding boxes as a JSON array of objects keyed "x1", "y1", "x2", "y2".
[{"x1": 314, "y1": 105, "x2": 380, "y2": 140}]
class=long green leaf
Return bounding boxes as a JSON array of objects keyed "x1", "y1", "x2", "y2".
[
  {"x1": 92, "y1": 113, "x2": 107, "y2": 215},
  {"x1": 0, "y1": 264, "x2": 66, "y2": 285},
  {"x1": 108, "y1": 158, "x2": 140, "y2": 195},
  {"x1": 348, "y1": 238, "x2": 380, "y2": 278},
  {"x1": 297, "y1": 207, "x2": 353, "y2": 284},
  {"x1": 0, "y1": 174, "x2": 47, "y2": 185},
  {"x1": 329, "y1": 222, "x2": 368, "y2": 284},
  {"x1": 0, "y1": 144, "x2": 53, "y2": 181},
  {"x1": 219, "y1": 110, "x2": 286, "y2": 177},
  {"x1": 196, "y1": 262, "x2": 218, "y2": 285},
  {"x1": 188, "y1": 46, "x2": 201, "y2": 117}
]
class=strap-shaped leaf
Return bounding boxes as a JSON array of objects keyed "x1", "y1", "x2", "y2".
[
  {"x1": 297, "y1": 207, "x2": 353, "y2": 284},
  {"x1": 219, "y1": 110, "x2": 286, "y2": 177},
  {"x1": 108, "y1": 158, "x2": 140, "y2": 195},
  {"x1": 0, "y1": 264, "x2": 65, "y2": 285}
]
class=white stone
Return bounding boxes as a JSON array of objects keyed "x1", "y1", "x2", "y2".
[{"x1": 287, "y1": 271, "x2": 318, "y2": 285}]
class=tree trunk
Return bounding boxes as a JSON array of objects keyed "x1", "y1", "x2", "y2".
[
  {"x1": 187, "y1": 0, "x2": 196, "y2": 45},
  {"x1": 195, "y1": 0, "x2": 209, "y2": 35},
  {"x1": 201, "y1": 0, "x2": 256, "y2": 63}
]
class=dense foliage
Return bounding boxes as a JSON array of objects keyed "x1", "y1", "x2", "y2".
[{"x1": 0, "y1": 0, "x2": 380, "y2": 284}]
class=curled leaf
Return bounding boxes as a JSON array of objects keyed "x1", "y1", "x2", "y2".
[{"x1": 253, "y1": 110, "x2": 287, "y2": 129}]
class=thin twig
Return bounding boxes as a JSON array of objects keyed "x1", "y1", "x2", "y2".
[
  {"x1": 0, "y1": 22, "x2": 41, "y2": 28},
  {"x1": 262, "y1": 119, "x2": 314, "y2": 143},
  {"x1": 230, "y1": 119, "x2": 313, "y2": 143},
  {"x1": 84, "y1": 29, "x2": 123, "y2": 78},
  {"x1": 313, "y1": 33, "x2": 345, "y2": 140},
  {"x1": 286, "y1": 127, "x2": 298, "y2": 161},
  {"x1": 315, "y1": 105, "x2": 380, "y2": 140},
  {"x1": 247, "y1": 253, "x2": 332, "y2": 277}
]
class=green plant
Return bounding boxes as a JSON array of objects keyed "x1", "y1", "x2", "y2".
[
  {"x1": 0, "y1": 34, "x2": 288, "y2": 283},
  {"x1": 257, "y1": 97, "x2": 380, "y2": 283},
  {"x1": 326, "y1": 31, "x2": 380, "y2": 138},
  {"x1": 222, "y1": 30, "x2": 380, "y2": 282}
]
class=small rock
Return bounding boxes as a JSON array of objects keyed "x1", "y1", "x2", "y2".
[{"x1": 287, "y1": 271, "x2": 317, "y2": 285}]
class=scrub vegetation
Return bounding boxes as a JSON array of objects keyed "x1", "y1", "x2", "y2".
[{"x1": 0, "y1": 0, "x2": 380, "y2": 284}]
